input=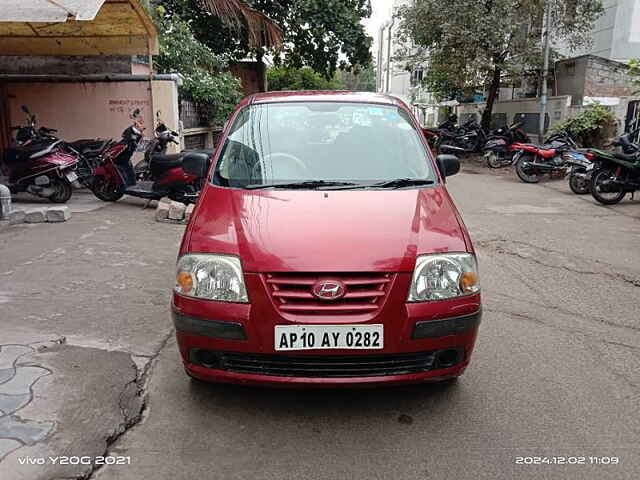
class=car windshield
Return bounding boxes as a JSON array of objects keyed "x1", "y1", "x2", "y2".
[{"x1": 212, "y1": 102, "x2": 436, "y2": 189}]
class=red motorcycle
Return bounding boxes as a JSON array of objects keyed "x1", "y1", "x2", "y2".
[
  {"x1": 1, "y1": 106, "x2": 78, "y2": 203},
  {"x1": 91, "y1": 109, "x2": 211, "y2": 204},
  {"x1": 512, "y1": 131, "x2": 579, "y2": 183}
]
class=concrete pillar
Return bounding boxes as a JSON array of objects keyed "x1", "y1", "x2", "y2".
[{"x1": 0, "y1": 183, "x2": 11, "y2": 220}]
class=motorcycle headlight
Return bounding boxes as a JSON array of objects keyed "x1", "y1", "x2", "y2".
[
  {"x1": 175, "y1": 254, "x2": 248, "y2": 303},
  {"x1": 408, "y1": 253, "x2": 480, "y2": 302}
]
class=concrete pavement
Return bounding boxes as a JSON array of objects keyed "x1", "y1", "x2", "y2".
[
  {"x1": 1, "y1": 167, "x2": 639, "y2": 479},
  {"x1": 0, "y1": 198, "x2": 183, "y2": 479}
]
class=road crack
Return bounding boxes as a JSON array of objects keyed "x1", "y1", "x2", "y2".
[
  {"x1": 76, "y1": 328, "x2": 175, "y2": 480},
  {"x1": 476, "y1": 239, "x2": 640, "y2": 287}
]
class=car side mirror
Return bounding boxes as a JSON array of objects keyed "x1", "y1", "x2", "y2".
[{"x1": 436, "y1": 154, "x2": 460, "y2": 179}]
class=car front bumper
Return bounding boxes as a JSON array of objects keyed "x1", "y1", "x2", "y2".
[{"x1": 172, "y1": 272, "x2": 481, "y2": 387}]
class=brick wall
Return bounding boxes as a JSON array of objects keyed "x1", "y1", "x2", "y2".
[{"x1": 584, "y1": 56, "x2": 634, "y2": 98}]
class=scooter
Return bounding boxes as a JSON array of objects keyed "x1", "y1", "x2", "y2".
[
  {"x1": 91, "y1": 109, "x2": 211, "y2": 205},
  {"x1": 562, "y1": 150, "x2": 595, "y2": 195},
  {"x1": 0, "y1": 106, "x2": 79, "y2": 203},
  {"x1": 133, "y1": 111, "x2": 180, "y2": 182}
]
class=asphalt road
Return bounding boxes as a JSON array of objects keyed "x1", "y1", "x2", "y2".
[{"x1": 2, "y1": 166, "x2": 640, "y2": 479}]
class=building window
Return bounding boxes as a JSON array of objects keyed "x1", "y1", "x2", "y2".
[{"x1": 411, "y1": 69, "x2": 424, "y2": 85}]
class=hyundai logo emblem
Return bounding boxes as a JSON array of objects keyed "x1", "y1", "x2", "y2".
[{"x1": 311, "y1": 280, "x2": 346, "y2": 300}]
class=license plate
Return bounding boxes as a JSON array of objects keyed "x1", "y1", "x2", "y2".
[
  {"x1": 65, "y1": 171, "x2": 78, "y2": 182},
  {"x1": 275, "y1": 324, "x2": 383, "y2": 351}
]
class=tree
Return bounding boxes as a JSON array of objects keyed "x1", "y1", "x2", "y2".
[
  {"x1": 267, "y1": 66, "x2": 345, "y2": 91},
  {"x1": 157, "y1": 0, "x2": 373, "y2": 79},
  {"x1": 339, "y1": 64, "x2": 377, "y2": 91},
  {"x1": 153, "y1": 7, "x2": 243, "y2": 125},
  {"x1": 397, "y1": 0, "x2": 604, "y2": 129},
  {"x1": 630, "y1": 59, "x2": 640, "y2": 95}
]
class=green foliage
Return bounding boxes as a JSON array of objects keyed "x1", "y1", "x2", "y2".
[
  {"x1": 397, "y1": 0, "x2": 604, "y2": 124},
  {"x1": 153, "y1": 6, "x2": 243, "y2": 125},
  {"x1": 630, "y1": 59, "x2": 640, "y2": 95},
  {"x1": 338, "y1": 64, "x2": 377, "y2": 92},
  {"x1": 157, "y1": 0, "x2": 373, "y2": 79},
  {"x1": 267, "y1": 66, "x2": 345, "y2": 91},
  {"x1": 550, "y1": 103, "x2": 617, "y2": 147}
]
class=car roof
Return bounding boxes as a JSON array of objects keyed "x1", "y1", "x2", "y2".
[{"x1": 244, "y1": 90, "x2": 405, "y2": 108}]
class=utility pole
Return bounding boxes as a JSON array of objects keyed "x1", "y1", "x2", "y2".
[
  {"x1": 539, "y1": 1, "x2": 551, "y2": 139},
  {"x1": 385, "y1": 18, "x2": 395, "y2": 93}
]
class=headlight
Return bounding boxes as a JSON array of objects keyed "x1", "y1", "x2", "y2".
[
  {"x1": 408, "y1": 253, "x2": 479, "y2": 302},
  {"x1": 175, "y1": 254, "x2": 248, "y2": 303}
]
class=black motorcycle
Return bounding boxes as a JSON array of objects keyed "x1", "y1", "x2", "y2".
[
  {"x1": 483, "y1": 121, "x2": 531, "y2": 168},
  {"x1": 133, "y1": 113, "x2": 180, "y2": 182},
  {"x1": 588, "y1": 129, "x2": 640, "y2": 205},
  {"x1": 437, "y1": 118, "x2": 487, "y2": 154}
]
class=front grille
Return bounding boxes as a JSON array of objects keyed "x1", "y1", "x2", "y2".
[
  {"x1": 196, "y1": 351, "x2": 448, "y2": 377},
  {"x1": 264, "y1": 272, "x2": 393, "y2": 315}
]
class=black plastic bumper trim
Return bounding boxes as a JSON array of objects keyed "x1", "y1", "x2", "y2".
[
  {"x1": 412, "y1": 310, "x2": 482, "y2": 339},
  {"x1": 172, "y1": 311, "x2": 247, "y2": 340}
]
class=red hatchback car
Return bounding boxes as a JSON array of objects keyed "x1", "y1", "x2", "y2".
[{"x1": 173, "y1": 91, "x2": 481, "y2": 386}]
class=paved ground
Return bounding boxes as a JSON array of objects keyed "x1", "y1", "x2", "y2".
[
  {"x1": 7, "y1": 189, "x2": 113, "y2": 214},
  {"x1": 1, "y1": 166, "x2": 639, "y2": 480}
]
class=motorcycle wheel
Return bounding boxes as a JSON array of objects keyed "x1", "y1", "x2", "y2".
[
  {"x1": 486, "y1": 152, "x2": 503, "y2": 169},
  {"x1": 48, "y1": 177, "x2": 73, "y2": 203},
  {"x1": 568, "y1": 169, "x2": 589, "y2": 195},
  {"x1": 91, "y1": 176, "x2": 124, "y2": 202},
  {"x1": 590, "y1": 169, "x2": 625, "y2": 205},
  {"x1": 515, "y1": 154, "x2": 540, "y2": 183}
]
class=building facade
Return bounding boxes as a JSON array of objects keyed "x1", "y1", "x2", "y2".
[
  {"x1": 377, "y1": 0, "x2": 437, "y2": 124},
  {"x1": 557, "y1": 0, "x2": 640, "y2": 63}
]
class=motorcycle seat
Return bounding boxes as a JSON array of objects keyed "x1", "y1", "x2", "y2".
[
  {"x1": 68, "y1": 139, "x2": 110, "y2": 155},
  {"x1": 150, "y1": 153, "x2": 185, "y2": 176}
]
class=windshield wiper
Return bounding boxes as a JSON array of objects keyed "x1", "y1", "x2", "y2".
[
  {"x1": 244, "y1": 180, "x2": 361, "y2": 190},
  {"x1": 368, "y1": 178, "x2": 435, "y2": 189}
]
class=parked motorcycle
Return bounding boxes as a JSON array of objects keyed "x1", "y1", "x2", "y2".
[
  {"x1": 91, "y1": 109, "x2": 210, "y2": 204},
  {"x1": 513, "y1": 131, "x2": 579, "y2": 183},
  {"x1": 483, "y1": 121, "x2": 531, "y2": 168},
  {"x1": 133, "y1": 112, "x2": 179, "y2": 182},
  {"x1": 437, "y1": 118, "x2": 487, "y2": 154},
  {"x1": 562, "y1": 150, "x2": 595, "y2": 195},
  {"x1": 422, "y1": 115, "x2": 458, "y2": 150},
  {"x1": 64, "y1": 139, "x2": 113, "y2": 188},
  {"x1": 588, "y1": 129, "x2": 640, "y2": 205},
  {"x1": 0, "y1": 106, "x2": 79, "y2": 203}
]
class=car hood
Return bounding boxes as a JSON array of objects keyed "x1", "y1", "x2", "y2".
[{"x1": 187, "y1": 186, "x2": 468, "y2": 272}]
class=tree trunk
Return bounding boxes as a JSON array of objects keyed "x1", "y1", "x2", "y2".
[
  {"x1": 256, "y1": 48, "x2": 266, "y2": 92},
  {"x1": 481, "y1": 66, "x2": 501, "y2": 131}
]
